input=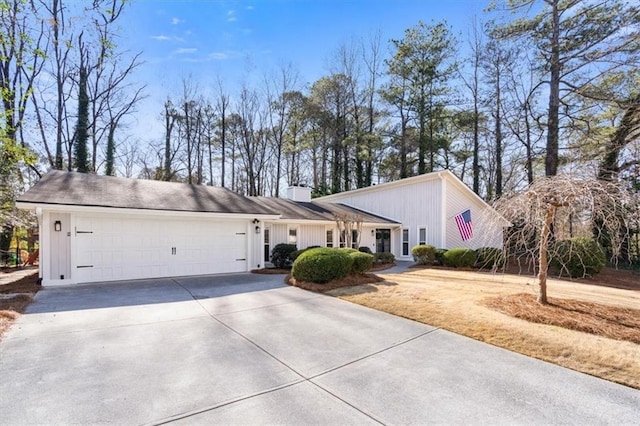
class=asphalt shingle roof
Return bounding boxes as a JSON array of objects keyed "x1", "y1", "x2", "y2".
[
  {"x1": 18, "y1": 170, "x2": 277, "y2": 215},
  {"x1": 251, "y1": 196, "x2": 398, "y2": 224}
]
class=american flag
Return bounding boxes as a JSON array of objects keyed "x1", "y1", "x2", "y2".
[{"x1": 455, "y1": 209, "x2": 474, "y2": 241}]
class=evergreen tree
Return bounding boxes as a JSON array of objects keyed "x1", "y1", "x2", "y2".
[{"x1": 74, "y1": 61, "x2": 90, "y2": 173}]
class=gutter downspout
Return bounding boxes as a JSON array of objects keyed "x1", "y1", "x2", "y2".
[{"x1": 35, "y1": 207, "x2": 43, "y2": 284}]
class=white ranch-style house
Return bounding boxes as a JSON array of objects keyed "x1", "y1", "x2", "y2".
[{"x1": 17, "y1": 169, "x2": 505, "y2": 286}]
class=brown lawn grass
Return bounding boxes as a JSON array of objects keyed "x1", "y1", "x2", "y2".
[{"x1": 328, "y1": 267, "x2": 640, "y2": 389}]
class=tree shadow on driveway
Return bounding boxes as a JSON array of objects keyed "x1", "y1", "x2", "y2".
[{"x1": 25, "y1": 273, "x2": 287, "y2": 314}]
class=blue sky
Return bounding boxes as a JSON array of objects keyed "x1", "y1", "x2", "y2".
[{"x1": 118, "y1": 0, "x2": 486, "y2": 142}]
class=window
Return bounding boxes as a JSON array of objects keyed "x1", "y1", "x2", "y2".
[
  {"x1": 351, "y1": 229, "x2": 359, "y2": 249},
  {"x1": 326, "y1": 229, "x2": 333, "y2": 247},
  {"x1": 264, "y1": 228, "x2": 270, "y2": 261},
  {"x1": 288, "y1": 227, "x2": 297, "y2": 245},
  {"x1": 338, "y1": 229, "x2": 358, "y2": 248},
  {"x1": 419, "y1": 227, "x2": 427, "y2": 246},
  {"x1": 402, "y1": 228, "x2": 409, "y2": 256}
]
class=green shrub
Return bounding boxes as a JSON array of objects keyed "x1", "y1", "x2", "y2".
[
  {"x1": 271, "y1": 243, "x2": 297, "y2": 268},
  {"x1": 551, "y1": 237, "x2": 606, "y2": 278},
  {"x1": 290, "y1": 246, "x2": 320, "y2": 262},
  {"x1": 443, "y1": 248, "x2": 477, "y2": 268},
  {"x1": 475, "y1": 247, "x2": 505, "y2": 269},
  {"x1": 411, "y1": 244, "x2": 436, "y2": 265},
  {"x1": 292, "y1": 247, "x2": 353, "y2": 283},
  {"x1": 349, "y1": 251, "x2": 374, "y2": 274},
  {"x1": 434, "y1": 249, "x2": 448, "y2": 265},
  {"x1": 338, "y1": 247, "x2": 358, "y2": 254},
  {"x1": 374, "y1": 252, "x2": 395, "y2": 264},
  {"x1": 358, "y1": 246, "x2": 372, "y2": 254}
]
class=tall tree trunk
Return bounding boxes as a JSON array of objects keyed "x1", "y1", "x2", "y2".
[
  {"x1": 472, "y1": 91, "x2": 480, "y2": 194},
  {"x1": 545, "y1": 0, "x2": 560, "y2": 177},
  {"x1": 524, "y1": 103, "x2": 534, "y2": 184},
  {"x1": 163, "y1": 101, "x2": 174, "y2": 181},
  {"x1": 537, "y1": 205, "x2": 556, "y2": 305},
  {"x1": 74, "y1": 52, "x2": 90, "y2": 173},
  {"x1": 105, "y1": 123, "x2": 116, "y2": 176},
  {"x1": 495, "y1": 74, "x2": 503, "y2": 197}
]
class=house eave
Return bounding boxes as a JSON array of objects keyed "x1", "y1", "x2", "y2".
[
  {"x1": 264, "y1": 218, "x2": 400, "y2": 227},
  {"x1": 15, "y1": 201, "x2": 281, "y2": 220}
]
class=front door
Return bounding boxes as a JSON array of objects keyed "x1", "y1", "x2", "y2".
[{"x1": 376, "y1": 229, "x2": 391, "y2": 253}]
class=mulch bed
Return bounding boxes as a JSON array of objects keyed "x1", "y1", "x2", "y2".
[
  {"x1": 251, "y1": 267, "x2": 291, "y2": 275},
  {"x1": 253, "y1": 262, "x2": 395, "y2": 275},
  {"x1": 287, "y1": 273, "x2": 384, "y2": 292},
  {"x1": 0, "y1": 271, "x2": 41, "y2": 339},
  {"x1": 0, "y1": 272, "x2": 41, "y2": 294},
  {"x1": 483, "y1": 293, "x2": 640, "y2": 344}
]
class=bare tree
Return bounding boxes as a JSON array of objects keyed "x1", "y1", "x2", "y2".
[
  {"x1": 334, "y1": 213, "x2": 363, "y2": 249},
  {"x1": 214, "y1": 76, "x2": 230, "y2": 188},
  {"x1": 0, "y1": 0, "x2": 46, "y2": 167},
  {"x1": 162, "y1": 99, "x2": 178, "y2": 181},
  {"x1": 494, "y1": 175, "x2": 633, "y2": 304},
  {"x1": 459, "y1": 16, "x2": 485, "y2": 195},
  {"x1": 264, "y1": 63, "x2": 299, "y2": 196}
]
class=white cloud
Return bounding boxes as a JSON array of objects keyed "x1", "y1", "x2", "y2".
[
  {"x1": 152, "y1": 35, "x2": 171, "y2": 41},
  {"x1": 209, "y1": 52, "x2": 229, "y2": 60},
  {"x1": 174, "y1": 47, "x2": 197, "y2": 54},
  {"x1": 245, "y1": 5, "x2": 254, "y2": 10},
  {"x1": 171, "y1": 17, "x2": 184, "y2": 25},
  {"x1": 227, "y1": 10, "x2": 237, "y2": 22}
]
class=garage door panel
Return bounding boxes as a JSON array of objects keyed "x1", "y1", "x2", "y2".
[{"x1": 74, "y1": 216, "x2": 249, "y2": 283}]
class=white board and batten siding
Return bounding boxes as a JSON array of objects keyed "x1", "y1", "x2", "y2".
[
  {"x1": 445, "y1": 178, "x2": 503, "y2": 249},
  {"x1": 316, "y1": 176, "x2": 443, "y2": 258},
  {"x1": 317, "y1": 170, "x2": 504, "y2": 258},
  {"x1": 267, "y1": 223, "x2": 327, "y2": 249}
]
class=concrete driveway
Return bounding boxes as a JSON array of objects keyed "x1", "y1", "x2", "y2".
[{"x1": 1, "y1": 273, "x2": 638, "y2": 425}]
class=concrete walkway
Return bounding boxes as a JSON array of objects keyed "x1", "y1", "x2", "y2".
[{"x1": 0, "y1": 273, "x2": 638, "y2": 425}]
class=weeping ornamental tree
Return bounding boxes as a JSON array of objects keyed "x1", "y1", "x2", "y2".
[{"x1": 494, "y1": 176, "x2": 633, "y2": 304}]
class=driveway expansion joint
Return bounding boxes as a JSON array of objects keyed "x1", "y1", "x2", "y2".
[
  {"x1": 166, "y1": 278, "x2": 437, "y2": 425},
  {"x1": 145, "y1": 379, "x2": 307, "y2": 426}
]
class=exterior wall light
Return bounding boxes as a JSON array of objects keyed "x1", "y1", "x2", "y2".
[
  {"x1": 255, "y1": 225, "x2": 261, "y2": 234},
  {"x1": 54, "y1": 220, "x2": 62, "y2": 232}
]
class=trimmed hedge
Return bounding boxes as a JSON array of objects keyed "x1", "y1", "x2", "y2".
[
  {"x1": 271, "y1": 243, "x2": 297, "y2": 268},
  {"x1": 338, "y1": 247, "x2": 358, "y2": 254},
  {"x1": 291, "y1": 247, "x2": 353, "y2": 283},
  {"x1": 475, "y1": 247, "x2": 505, "y2": 269},
  {"x1": 349, "y1": 251, "x2": 374, "y2": 274},
  {"x1": 434, "y1": 248, "x2": 448, "y2": 266},
  {"x1": 290, "y1": 246, "x2": 320, "y2": 262},
  {"x1": 443, "y1": 247, "x2": 477, "y2": 268},
  {"x1": 411, "y1": 244, "x2": 436, "y2": 265},
  {"x1": 374, "y1": 252, "x2": 395, "y2": 264},
  {"x1": 551, "y1": 237, "x2": 606, "y2": 278}
]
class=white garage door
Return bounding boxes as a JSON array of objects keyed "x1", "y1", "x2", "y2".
[{"x1": 74, "y1": 215, "x2": 248, "y2": 283}]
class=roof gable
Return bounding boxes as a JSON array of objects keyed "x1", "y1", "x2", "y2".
[{"x1": 317, "y1": 170, "x2": 493, "y2": 211}]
